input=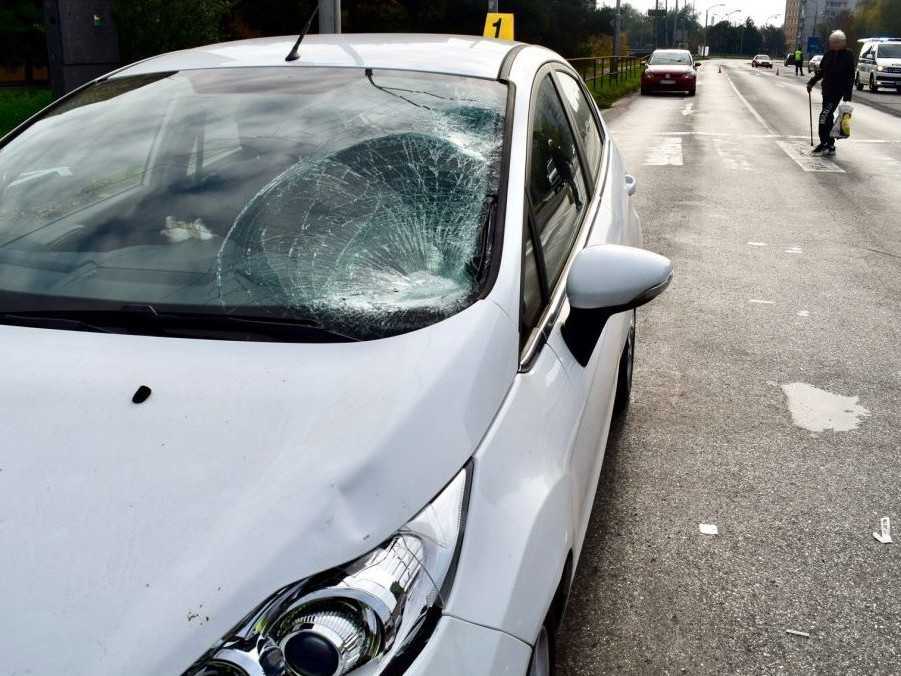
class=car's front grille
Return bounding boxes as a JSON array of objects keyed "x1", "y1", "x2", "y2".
[{"x1": 887, "y1": 67, "x2": 901, "y2": 74}]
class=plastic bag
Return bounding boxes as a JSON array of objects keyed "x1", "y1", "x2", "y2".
[{"x1": 831, "y1": 102, "x2": 853, "y2": 139}]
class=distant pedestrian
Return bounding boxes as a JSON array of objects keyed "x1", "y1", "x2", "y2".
[
  {"x1": 807, "y1": 30, "x2": 856, "y2": 156},
  {"x1": 794, "y1": 47, "x2": 804, "y2": 76}
]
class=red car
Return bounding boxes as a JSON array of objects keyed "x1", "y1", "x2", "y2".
[{"x1": 641, "y1": 49, "x2": 698, "y2": 96}]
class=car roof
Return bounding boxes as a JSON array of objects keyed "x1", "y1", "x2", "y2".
[{"x1": 111, "y1": 34, "x2": 522, "y2": 81}]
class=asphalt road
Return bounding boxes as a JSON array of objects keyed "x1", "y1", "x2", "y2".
[{"x1": 559, "y1": 59, "x2": 901, "y2": 675}]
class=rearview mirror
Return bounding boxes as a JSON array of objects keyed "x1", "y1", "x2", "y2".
[{"x1": 562, "y1": 245, "x2": 672, "y2": 366}]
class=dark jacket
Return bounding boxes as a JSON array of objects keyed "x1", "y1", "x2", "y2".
[{"x1": 808, "y1": 48, "x2": 856, "y2": 100}]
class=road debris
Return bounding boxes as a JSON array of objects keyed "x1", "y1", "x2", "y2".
[
  {"x1": 873, "y1": 517, "x2": 893, "y2": 544},
  {"x1": 699, "y1": 523, "x2": 719, "y2": 536},
  {"x1": 785, "y1": 629, "x2": 810, "y2": 638}
]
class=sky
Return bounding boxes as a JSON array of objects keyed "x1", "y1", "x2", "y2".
[{"x1": 596, "y1": 0, "x2": 788, "y2": 27}]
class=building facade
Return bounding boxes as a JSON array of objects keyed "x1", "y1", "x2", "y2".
[{"x1": 785, "y1": 0, "x2": 859, "y2": 53}]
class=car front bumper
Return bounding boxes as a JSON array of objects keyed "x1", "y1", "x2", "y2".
[
  {"x1": 876, "y1": 72, "x2": 901, "y2": 85},
  {"x1": 405, "y1": 616, "x2": 532, "y2": 676},
  {"x1": 643, "y1": 78, "x2": 695, "y2": 91}
]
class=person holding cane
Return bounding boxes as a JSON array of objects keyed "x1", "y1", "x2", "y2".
[{"x1": 807, "y1": 30, "x2": 856, "y2": 156}]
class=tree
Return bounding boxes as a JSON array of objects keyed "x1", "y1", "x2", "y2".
[
  {"x1": 113, "y1": 0, "x2": 233, "y2": 62},
  {"x1": 0, "y1": 0, "x2": 46, "y2": 82}
]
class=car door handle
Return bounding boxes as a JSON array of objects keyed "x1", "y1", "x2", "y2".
[{"x1": 625, "y1": 174, "x2": 637, "y2": 197}]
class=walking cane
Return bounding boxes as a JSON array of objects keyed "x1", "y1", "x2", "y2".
[{"x1": 808, "y1": 90, "x2": 814, "y2": 147}]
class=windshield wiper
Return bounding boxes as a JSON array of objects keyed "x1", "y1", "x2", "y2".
[
  {"x1": 0, "y1": 312, "x2": 117, "y2": 334},
  {"x1": 0, "y1": 306, "x2": 361, "y2": 343}
]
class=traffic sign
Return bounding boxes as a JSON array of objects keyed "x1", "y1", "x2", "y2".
[{"x1": 484, "y1": 13, "x2": 515, "y2": 40}]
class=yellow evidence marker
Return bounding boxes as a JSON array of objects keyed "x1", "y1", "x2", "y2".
[{"x1": 484, "y1": 13, "x2": 515, "y2": 41}]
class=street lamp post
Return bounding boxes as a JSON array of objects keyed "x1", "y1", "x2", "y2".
[{"x1": 703, "y1": 3, "x2": 726, "y2": 58}]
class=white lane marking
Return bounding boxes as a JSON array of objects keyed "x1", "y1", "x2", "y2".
[
  {"x1": 614, "y1": 131, "x2": 901, "y2": 143},
  {"x1": 776, "y1": 141, "x2": 846, "y2": 173},
  {"x1": 749, "y1": 299, "x2": 775, "y2": 304},
  {"x1": 797, "y1": 310, "x2": 810, "y2": 317},
  {"x1": 747, "y1": 241, "x2": 767, "y2": 246},
  {"x1": 682, "y1": 102, "x2": 695, "y2": 116},
  {"x1": 724, "y1": 71, "x2": 777, "y2": 134},
  {"x1": 713, "y1": 137, "x2": 752, "y2": 171},
  {"x1": 785, "y1": 246, "x2": 803, "y2": 254},
  {"x1": 781, "y1": 382, "x2": 871, "y2": 432},
  {"x1": 643, "y1": 137, "x2": 683, "y2": 166}
]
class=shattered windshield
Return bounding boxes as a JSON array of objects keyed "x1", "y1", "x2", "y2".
[{"x1": 0, "y1": 67, "x2": 508, "y2": 340}]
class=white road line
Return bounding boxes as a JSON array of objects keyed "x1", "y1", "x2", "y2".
[
  {"x1": 724, "y1": 71, "x2": 777, "y2": 135},
  {"x1": 776, "y1": 141, "x2": 846, "y2": 173},
  {"x1": 643, "y1": 137, "x2": 684, "y2": 166},
  {"x1": 749, "y1": 299, "x2": 776, "y2": 304},
  {"x1": 747, "y1": 241, "x2": 768, "y2": 246},
  {"x1": 613, "y1": 131, "x2": 900, "y2": 143},
  {"x1": 713, "y1": 137, "x2": 753, "y2": 171}
]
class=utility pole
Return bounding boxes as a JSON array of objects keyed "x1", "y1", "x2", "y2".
[
  {"x1": 319, "y1": 0, "x2": 341, "y2": 34},
  {"x1": 654, "y1": 0, "x2": 659, "y2": 49},
  {"x1": 612, "y1": 0, "x2": 621, "y2": 78},
  {"x1": 674, "y1": 0, "x2": 678, "y2": 48}
]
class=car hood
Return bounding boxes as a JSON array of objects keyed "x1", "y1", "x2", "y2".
[
  {"x1": 0, "y1": 300, "x2": 516, "y2": 675},
  {"x1": 645, "y1": 64, "x2": 694, "y2": 74}
]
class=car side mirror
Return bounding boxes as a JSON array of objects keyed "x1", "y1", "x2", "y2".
[{"x1": 562, "y1": 245, "x2": 673, "y2": 366}]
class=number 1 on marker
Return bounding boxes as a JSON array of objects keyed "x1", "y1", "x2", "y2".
[{"x1": 483, "y1": 13, "x2": 514, "y2": 41}]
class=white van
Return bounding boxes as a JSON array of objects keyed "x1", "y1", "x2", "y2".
[{"x1": 856, "y1": 38, "x2": 901, "y2": 92}]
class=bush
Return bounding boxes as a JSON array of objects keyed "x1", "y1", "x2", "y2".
[{"x1": 113, "y1": 0, "x2": 233, "y2": 63}]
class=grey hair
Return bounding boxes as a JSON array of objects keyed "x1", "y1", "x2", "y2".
[{"x1": 830, "y1": 30, "x2": 847, "y2": 43}]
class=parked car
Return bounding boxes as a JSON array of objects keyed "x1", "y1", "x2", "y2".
[
  {"x1": 641, "y1": 48, "x2": 698, "y2": 96},
  {"x1": 752, "y1": 54, "x2": 773, "y2": 68},
  {"x1": 808, "y1": 54, "x2": 824, "y2": 75},
  {"x1": 856, "y1": 37, "x2": 901, "y2": 92},
  {"x1": 0, "y1": 34, "x2": 672, "y2": 676}
]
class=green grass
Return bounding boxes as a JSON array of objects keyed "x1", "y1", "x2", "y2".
[
  {"x1": 587, "y1": 70, "x2": 643, "y2": 109},
  {"x1": 0, "y1": 88, "x2": 53, "y2": 137}
]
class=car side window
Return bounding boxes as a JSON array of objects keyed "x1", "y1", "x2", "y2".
[
  {"x1": 528, "y1": 75, "x2": 589, "y2": 292},
  {"x1": 555, "y1": 72, "x2": 605, "y2": 182}
]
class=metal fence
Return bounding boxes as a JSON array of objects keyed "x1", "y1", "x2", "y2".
[{"x1": 568, "y1": 56, "x2": 644, "y2": 91}]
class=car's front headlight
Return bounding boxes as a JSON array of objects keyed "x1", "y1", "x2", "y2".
[
  {"x1": 877, "y1": 65, "x2": 885, "y2": 72},
  {"x1": 185, "y1": 464, "x2": 472, "y2": 676}
]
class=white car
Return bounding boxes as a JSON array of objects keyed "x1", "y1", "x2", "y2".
[
  {"x1": 856, "y1": 37, "x2": 901, "y2": 92},
  {"x1": 0, "y1": 34, "x2": 671, "y2": 676}
]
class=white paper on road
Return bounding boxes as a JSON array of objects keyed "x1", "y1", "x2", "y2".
[
  {"x1": 699, "y1": 523, "x2": 719, "y2": 536},
  {"x1": 873, "y1": 517, "x2": 893, "y2": 544},
  {"x1": 785, "y1": 629, "x2": 811, "y2": 638}
]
